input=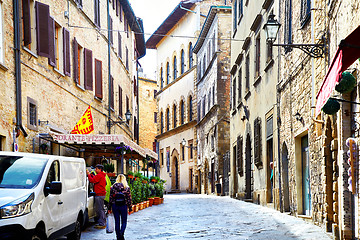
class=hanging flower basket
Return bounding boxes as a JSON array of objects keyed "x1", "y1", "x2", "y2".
[
  {"x1": 322, "y1": 98, "x2": 340, "y2": 115},
  {"x1": 115, "y1": 145, "x2": 133, "y2": 155},
  {"x1": 335, "y1": 71, "x2": 356, "y2": 93}
]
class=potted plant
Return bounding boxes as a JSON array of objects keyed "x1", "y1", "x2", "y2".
[
  {"x1": 134, "y1": 171, "x2": 142, "y2": 181},
  {"x1": 127, "y1": 170, "x2": 134, "y2": 179},
  {"x1": 104, "y1": 163, "x2": 115, "y2": 177}
]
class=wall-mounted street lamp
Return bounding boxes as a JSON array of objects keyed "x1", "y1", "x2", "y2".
[
  {"x1": 263, "y1": 14, "x2": 326, "y2": 58},
  {"x1": 181, "y1": 138, "x2": 197, "y2": 149},
  {"x1": 107, "y1": 109, "x2": 132, "y2": 129}
]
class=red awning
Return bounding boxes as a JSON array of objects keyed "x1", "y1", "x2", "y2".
[{"x1": 316, "y1": 25, "x2": 360, "y2": 115}]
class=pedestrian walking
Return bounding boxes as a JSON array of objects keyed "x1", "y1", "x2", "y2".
[
  {"x1": 87, "y1": 164, "x2": 107, "y2": 229},
  {"x1": 108, "y1": 174, "x2": 132, "y2": 240}
]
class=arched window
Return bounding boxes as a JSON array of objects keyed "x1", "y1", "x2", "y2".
[
  {"x1": 180, "y1": 100, "x2": 185, "y2": 125},
  {"x1": 189, "y1": 42, "x2": 193, "y2": 69},
  {"x1": 173, "y1": 104, "x2": 177, "y2": 128},
  {"x1": 181, "y1": 49, "x2": 185, "y2": 74},
  {"x1": 173, "y1": 56, "x2": 177, "y2": 80},
  {"x1": 166, "y1": 108, "x2": 170, "y2": 131},
  {"x1": 189, "y1": 96, "x2": 193, "y2": 121},
  {"x1": 160, "y1": 67, "x2": 163, "y2": 89},
  {"x1": 166, "y1": 62, "x2": 170, "y2": 85},
  {"x1": 160, "y1": 112, "x2": 164, "y2": 133}
]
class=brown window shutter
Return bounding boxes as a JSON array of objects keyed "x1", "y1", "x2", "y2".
[
  {"x1": 118, "y1": 33, "x2": 122, "y2": 58},
  {"x1": 63, "y1": 28, "x2": 71, "y2": 76},
  {"x1": 133, "y1": 78, "x2": 137, "y2": 97},
  {"x1": 73, "y1": 38, "x2": 79, "y2": 84},
  {"x1": 35, "y1": 2, "x2": 50, "y2": 57},
  {"x1": 110, "y1": 76, "x2": 114, "y2": 109},
  {"x1": 95, "y1": 59, "x2": 103, "y2": 99},
  {"x1": 112, "y1": 0, "x2": 115, "y2": 10},
  {"x1": 237, "y1": 136, "x2": 243, "y2": 176},
  {"x1": 126, "y1": 96, "x2": 129, "y2": 113},
  {"x1": 22, "y1": 0, "x2": 31, "y2": 46},
  {"x1": 116, "y1": 0, "x2": 119, "y2": 16},
  {"x1": 119, "y1": 3, "x2": 123, "y2": 22},
  {"x1": 119, "y1": 86, "x2": 123, "y2": 116},
  {"x1": 48, "y1": 16, "x2": 55, "y2": 67},
  {"x1": 84, "y1": 48, "x2": 93, "y2": 90}
]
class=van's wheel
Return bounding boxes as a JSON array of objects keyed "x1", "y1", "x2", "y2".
[
  {"x1": 83, "y1": 209, "x2": 89, "y2": 229},
  {"x1": 29, "y1": 228, "x2": 46, "y2": 240},
  {"x1": 66, "y1": 217, "x2": 82, "y2": 240}
]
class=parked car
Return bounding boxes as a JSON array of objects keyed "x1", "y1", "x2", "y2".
[{"x1": 0, "y1": 152, "x2": 89, "y2": 240}]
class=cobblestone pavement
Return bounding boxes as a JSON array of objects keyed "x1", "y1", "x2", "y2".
[{"x1": 80, "y1": 194, "x2": 332, "y2": 240}]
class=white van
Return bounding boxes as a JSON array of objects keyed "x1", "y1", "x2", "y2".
[{"x1": 0, "y1": 151, "x2": 89, "y2": 240}]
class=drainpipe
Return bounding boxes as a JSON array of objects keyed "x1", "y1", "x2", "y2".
[
  {"x1": 107, "y1": 0, "x2": 112, "y2": 134},
  {"x1": 276, "y1": 1, "x2": 282, "y2": 212},
  {"x1": 14, "y1": 0, "x2": 28, "y2": 138}
]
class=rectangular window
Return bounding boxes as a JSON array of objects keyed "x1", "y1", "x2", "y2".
[
  {"x1": 245, "y1": 54, "x2": 250, "y2": 93},
  {"x1": 119, "y1": 2, "x2": 123, "y2": 22},
  {"x1": 119, "y1": 86, "x2": 123, "y2": 117},
  {"x1": 27, "y1": 97, "x2": 38, "y2": 131},
  {"x1": 189, "y1": 143, "x2": 193, "y2": 159},
  {"x1": 154, "y1": 90, "x2": 157, "y2": 98},
  {"x1": 118, "y1": 32, "x2": 122, "y2": 58},
  {"x1": 300, "y1": 0, "x2": 311, "y2": 26},
  {"x1": 54, "y1": 22, "x2": 62, "y2": 70},
  {"x1": 254, "y1": 117, "x2": 262, "y2": 167},
  {"x1": 48, "y1": 16, "x2": 55, "y2": 67},
  {"x1": 238, "y1": 0, "x2": 243, "y2": 20},
  {"x1": 197, "y1": 102, "x2": 201, "y2": 121},
  {"x1": 63, "y1": 28, "x2": 71, "y2": 76},
  {"x1": 22, "y1": 0, "x2": 35, "y2": 50},
  {"x1": 160, "y1": 150, "x2": 164, "y2": 167},
  {"x1": 154, "y1": 112, "x2": 157, "y2": 123},
  {"x1": 255, "y1": 36, "x2": 260, "y2": 78},
  {"x1": 238, "y1": 67, "x2": 242, "y2": 102},
  {"x1": 232, "y1": 77, "x2": 236, "y2": 109},
  {"x1": 116, "y1": 0, "x2": 119, "y2": 16},
  {"x1": 202, "y1": 96, "x2": 206, "y2": 117},
  {"x1": 95, "y1": 59, "x2": 103, "y2": 99},
  {"x1": 212, "y1": 86, "x2": 215, "y2": 105},
  {"x1": 84, "y1": 48, "x2": 93, "y2": 90},
  {"x1": 284, "y1": 0, "x2": 293, "y2": 53},
  {"x1": 126, "y1": 96, "x2": 129, "y2": 114},
  {"x1": 35, "y1": 2, "x2": 50, "y2": 57},
  {"x1": 73, "y1": 38, "x2": 84, "y2": 86},
  {"x1": 125, "y1": 47, "x2": 129, "y2": 70},
  {"x1": 237, "y1": 136, "x2": 243, "y2": 176},
  {"x1": 181, "y1": 145, "x2": 185, "y2": 162},
  {"x1": 94, "y1": 0, "x2": 100, "y2": 27}
]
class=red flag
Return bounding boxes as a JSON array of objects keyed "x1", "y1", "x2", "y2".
[{"x1": 71, "y1": 106, "x2": 94, "y2": 134}]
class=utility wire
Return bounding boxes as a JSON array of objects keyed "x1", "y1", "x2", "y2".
[{"x1": 68, "y1": 24, "x2": 245, "y2": 42}]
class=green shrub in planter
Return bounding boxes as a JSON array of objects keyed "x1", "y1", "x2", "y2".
[
  {"x1": 335, "y1": 71, "x2": 356, "y2": 93},
  {"x1": 322, "y1": 98, "x2": 340, "y2": 115}
]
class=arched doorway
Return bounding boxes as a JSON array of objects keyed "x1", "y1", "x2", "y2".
[
  {"x1": 171, "y1": 150, "x2": 180, "y2": 191},
  {"x1": 245, "y1": 134, "x2": 253, "y2": 199},
  {"x1": 282, "y1": 143, "x2": 290, "y2": 212}
]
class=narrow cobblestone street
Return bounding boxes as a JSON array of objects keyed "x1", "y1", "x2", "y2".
[{"x1": 81, "y1": 194, "x2": 332, "y2": 240}]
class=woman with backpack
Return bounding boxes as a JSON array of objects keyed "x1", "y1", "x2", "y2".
[{"x1": 108, "y1": 174, "x2": 132, "y2": 240}]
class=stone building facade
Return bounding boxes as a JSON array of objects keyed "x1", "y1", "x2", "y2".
[
  {"x1": 193, "y1": 6, "x2": 231, "y2": 195},
  {"x1": 146, "y1": 0, "x2": 228, "y2": 193},
  {"x1": 0, "y1": 0, "x2": 149, "y2": 171},
  {"x1": 229, "y1": 0, "x2": 280, "y2": 206},
  {"x1": 230, "y1": 0, "x2": 360, "y2": 239},
  {"x1": 138, "y1": 77, "x2": 157, "y2": 151}
]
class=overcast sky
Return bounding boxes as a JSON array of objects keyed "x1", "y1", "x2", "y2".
[{"x1": 128, "y1": 0, "x2": 181, "y2": 79}]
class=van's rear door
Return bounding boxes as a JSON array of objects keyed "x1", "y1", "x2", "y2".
[{"x1": 60, "y1": 159, "x2": 87, "y2": 227}]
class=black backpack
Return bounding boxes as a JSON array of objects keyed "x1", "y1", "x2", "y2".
[{"x1": 115, "y1": 192, "x2": 126, "y2": 206}]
